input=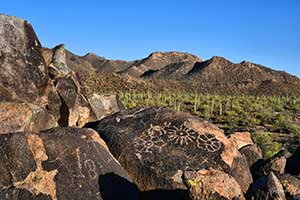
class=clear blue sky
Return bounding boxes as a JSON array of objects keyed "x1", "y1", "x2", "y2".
[{"x1": 2, "y1": 0, "x2": 300, "y2": 76}]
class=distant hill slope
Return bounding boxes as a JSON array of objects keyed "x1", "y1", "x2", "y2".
[{"x1": 44, "y1": 46, "x2": 300, "y2": 96}]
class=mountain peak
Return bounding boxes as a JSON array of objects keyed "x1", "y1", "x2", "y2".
[
  {"x1": 209, "y1": 56, "x2": 231, "y2": 63},
  {"x1": 147, "y1": 51, "x2": 202, "y2": 61}
]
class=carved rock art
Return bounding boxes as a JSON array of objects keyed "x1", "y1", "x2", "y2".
[
  {"x1": 92, "y1": 106, "x2": 252, "y2": 192},
  {"x1": 0, "y1": 128, "x2": 136, "y2": 200},
  {"x1": 133, "y1": 121, "x2": 222, "y2": 156}
]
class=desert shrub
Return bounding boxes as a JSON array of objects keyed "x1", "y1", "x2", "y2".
[{"x1": 252, "y1": 131, "x2": 282, "y2": 159}]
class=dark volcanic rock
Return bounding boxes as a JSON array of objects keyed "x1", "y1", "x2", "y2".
[
  {"x1": 0, "y1": 14, "x2": 49, "y2": 103},
  {"x1": 239, "y1": 144, "x2": 263, "y2": 168},
  {"x1": 0, "y1": 128, "x2": 137, "y2": 200},
  {"x1": 89, "y1": 106, "x2": 252, "y2": 194}
]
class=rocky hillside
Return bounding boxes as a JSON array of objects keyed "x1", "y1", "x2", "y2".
[{"x1": 44, "y1": 46, "x2": 300, "y2": 96}]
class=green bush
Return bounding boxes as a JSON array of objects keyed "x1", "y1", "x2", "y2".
[{"x1": 252, "y1": 131, "x2": 282, "y2": 159}]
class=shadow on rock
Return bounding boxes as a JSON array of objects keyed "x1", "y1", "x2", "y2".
[
  {"x1": 99, "y1": 173, "x2": 190, "y2": 200},
  {"x1": 99, "y1": 173, "x2": 139, "y2": 200},
  {"x1": 140, "y1": 189, "x2": 190, "y2": 200},
  {"x1": 285, "y1": 147, "x2": 300, "y2": 176}
]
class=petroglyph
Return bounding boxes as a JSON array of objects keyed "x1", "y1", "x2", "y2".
[
  {"x1": 196, "y1": 133, "x2": 222, "y2": 152},
  {"x1": 133, "y1": 121, "x2": 223, "y2": 156},
  {"x1": 13, "y1": 134, "x2": 58, "y2": 200},
  {"x1": 84, "y1": 159, "x2": 97, "y2": 180},
  {"x1": 74, "y1": 147, "x2": 85, "y2": 179},
  {"x1": 166, "y1": 123, "x2": 198, "y2": 146},
  {"x1": 133, "y1": 132, "x2": 166, "y2": 154}
]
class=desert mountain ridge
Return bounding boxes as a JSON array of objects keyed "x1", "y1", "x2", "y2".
[{"x1": 42, "y1": 44, "x2": 300, "y2": 95}]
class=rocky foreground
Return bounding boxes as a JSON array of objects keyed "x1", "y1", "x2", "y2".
[{"x1": 0, "y1": 13, "x2": 300, "y2": 200}]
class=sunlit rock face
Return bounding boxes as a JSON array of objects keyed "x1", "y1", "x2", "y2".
[{"x1": 0, "y1": 102, "x2": 58, "y2": 134}]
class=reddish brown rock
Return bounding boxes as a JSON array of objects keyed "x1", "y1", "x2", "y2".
[
  {"x1": 184, "y1": 168, "x2": 245, "y2": 200},
  {"x1": 279, "y1": 174, "x2": 300, "y2": 200},
  {"x1": 271, "y1": 156, "x2": 287, "y2": 175},
  {"x1": 0, "y1": 128, "x2": 138, "y2": 200},
  {"x1": 229, "y1": 132, "x2": 253, "y2": 150},
  {"x1": 88, "y1": 106, "x2": 252, "y2": 193},
  {"x1": 0, "y1": 102, "x2": 58, "y2": 134}
]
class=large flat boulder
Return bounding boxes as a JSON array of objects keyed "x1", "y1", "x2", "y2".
[
  {"x1": 0, "y1": 127, "x2": 138, "y2": 200},
  {"x1": 88, "y1": 106, "x2": 252, "y2": 195}
]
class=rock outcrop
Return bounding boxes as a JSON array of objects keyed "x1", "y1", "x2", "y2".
[
  {"x1": 88, "y1": 106, "x2": 252, "y2": 194},
  {"x1": 0, "y1": 127, "x2": 138, "y2": 200},
  {"x1": 0, "y1": 14, "x2": 50, "y2": 103},
  {"x1": 42, "y1": 44, "x2": 124, "y2": 127}
]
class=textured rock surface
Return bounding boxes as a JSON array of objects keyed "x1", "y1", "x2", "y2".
[
  {"x1": 271, "y1": 156, "x2": 287, "y2": 175},
  {"x1": 239, "y1": 144, "x2": 263, "y2": 168},
  {"x1": 87, "y1": 93, "x2": 124, "y2": 120},
  {"x1": 0, "y1": 14, "x2": 49, "y2": 103},
  {"x1": 267, "y1": 172, "x2": 286, "y2": 200},
  {"x1": 279, "y1": 174, "x2": 300, "y2": 200},
  {"x1": 0, "y1": 102, "x2": 57, "y2": 134},
  {"x1": 50, "y1": 44, "x2": 71, "y2": 75},
  {"x1": 89, "y1": 106, "x2": 252, "y2": 193},
  {"x1": 229, "y1": 132, "x2": 254, "y2": 150},
  {"x1": 184, "y1": 168, "x2": 245, "y2": 200},
  {"x1": 247, "y1": 173, "x2": 287, "y2": 200},
  {"x1": 0, "y1": 128, "x2": 137, "y2": 200}
]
